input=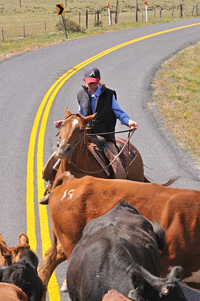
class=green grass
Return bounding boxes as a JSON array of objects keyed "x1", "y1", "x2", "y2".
[
  {"x1": 0, "y1": 0, "x2": 198, "y2": 59},
  {"x1": 152, "y1": 41, "x2": 200, "y2": 165}
]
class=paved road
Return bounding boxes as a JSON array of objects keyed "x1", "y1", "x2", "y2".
[{"x1": 0, "y1": 18, "x2": 200, "y2": 301}]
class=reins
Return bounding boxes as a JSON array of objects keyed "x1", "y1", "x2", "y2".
[
  {"x1": 68, "y1": 128, "x2": 136, "y2": 175},
  {"x1": 88, "y1": 129, "x2": 135, "y2": 136}
]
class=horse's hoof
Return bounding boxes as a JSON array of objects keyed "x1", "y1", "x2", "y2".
[{"x1": 60, "y1": 280, "x2": 68, "y2": 292}]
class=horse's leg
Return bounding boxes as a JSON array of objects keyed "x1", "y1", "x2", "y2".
[{"x1": 39, "y1": 231, "x2": 66, "y2": 300}]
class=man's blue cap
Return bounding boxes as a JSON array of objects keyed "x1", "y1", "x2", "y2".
[{"x1": 84, "y1": 67, "x2": 100, "y2": 84}]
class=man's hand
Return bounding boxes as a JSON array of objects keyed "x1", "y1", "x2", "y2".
[
  {"x1": 128, "y1": 120, "x2": 138, "y2": 130},
  {"x1": 54, "y1": 120, "x2": 64, "y2": 129}
]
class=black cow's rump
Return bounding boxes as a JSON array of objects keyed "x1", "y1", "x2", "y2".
[{"x1": 67, "y1": 201, "x2": 187, "y2": 301}]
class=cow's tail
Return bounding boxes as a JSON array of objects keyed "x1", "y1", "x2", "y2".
[
  {"x1": 151, "y1": 220, "x2": 165, "y2": 251},
  {"x1": 144, "y1": 175, "x2": 179, "y2": 187}
]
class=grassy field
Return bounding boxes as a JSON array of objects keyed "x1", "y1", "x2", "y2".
[
  {"x1": 152, "y1": 41, "x2": 200, "y2": 165},
  {"x1": 0, "y1": 0, "x2": 198, "y2": 58}
]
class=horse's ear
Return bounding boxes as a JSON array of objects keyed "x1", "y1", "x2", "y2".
[
  {"x1": 65, "y1": 107, "x2": 72, "y2": 118},
  {"x1": 84, "y1": 113, "x2": 97, "y2": 125}
]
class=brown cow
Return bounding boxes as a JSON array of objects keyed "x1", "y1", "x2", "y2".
[
  {"x1": 0, "y1": 282, "x2": 27, "y2": 301},
  {"x1": 103, "y1": 290, "x2": 131, "y2": 301},
  {"x1": 0, "y1": 233, "x2": 30, "y2": 266},
  {"x1": 39, "y1": 171, "x2": 200, "y2": 291}
]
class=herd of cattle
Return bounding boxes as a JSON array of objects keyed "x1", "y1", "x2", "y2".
[
  {"x1": 1, "y1": 170, "x2": 200, "y2": 300},
  {"x1": 0, "y1": 233, "x2": 45, "y2": 300}
]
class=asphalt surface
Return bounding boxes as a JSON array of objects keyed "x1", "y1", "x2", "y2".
[{"x1": 0, "y1": 18, "x2": 200, "y2": 301}]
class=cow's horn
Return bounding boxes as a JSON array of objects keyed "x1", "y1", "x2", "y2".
[{"x1": 128, "y1": 289, "x2": 138, "y2": 300}]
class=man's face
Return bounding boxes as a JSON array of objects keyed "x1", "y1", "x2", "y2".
[{"x1": 87, "y1": 82, "x2": 98, "y2": 94}]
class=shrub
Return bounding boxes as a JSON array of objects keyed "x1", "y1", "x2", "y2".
[{"x1": 56, "y1": 17, "x2": 85, "y2": 32}]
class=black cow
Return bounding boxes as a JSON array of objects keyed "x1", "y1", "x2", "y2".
[
  {"x1": 0, "y1": 249, "x2": 45, "y2": 301},
  {"x1": 67, "y1": 201, "x2": 187, "y2": 301}
]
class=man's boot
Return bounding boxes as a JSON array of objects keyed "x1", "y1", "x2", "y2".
[{"x1": 104, "y1": 143, "x2": 127, "y2": 179}]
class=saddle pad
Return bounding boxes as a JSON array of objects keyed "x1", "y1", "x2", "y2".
[
  {"x1": 87, "y1": 144, "x2": 110, "y2": 177},
  {"x1": 116, "y1": 137, "x2": 138, "y2": 166}
]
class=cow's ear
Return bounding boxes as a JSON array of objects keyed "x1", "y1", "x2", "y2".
[
  {"x1": 84, "y1": 113, "x2": 97, "y2": 125},
  {"x1": 18, "y1": 233, "x2": 29, "y2": 245},
  {"x1": 167, "y1": 266, "x2": 183, "y2": 280},
  {"x1": 128, "y1": 287, "x2": 144, "y2": 301},
  {"x1": 128, "y1": 289, "x2": 138, "y2": 300},
  {"x1": 65, "y1": 107, "x2": 72, "y2": 118}
]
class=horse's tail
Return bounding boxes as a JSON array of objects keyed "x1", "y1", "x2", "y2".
[{"x1": 144, "y1": 176, "x2": 180, "y2": 187}]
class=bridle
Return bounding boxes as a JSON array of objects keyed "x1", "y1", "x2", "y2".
[{"x1": 57, "y1": 113, "x2": 86, "y2": 155}]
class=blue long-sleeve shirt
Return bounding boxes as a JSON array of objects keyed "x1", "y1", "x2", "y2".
[{"x1": 78, "y1": 85, "x2": 130, "y2": 126}]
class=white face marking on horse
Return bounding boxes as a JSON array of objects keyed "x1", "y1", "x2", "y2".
[
  {"x1": 72, "y1": 119, "x2": 79, "y2": 127},
  {"x1": 61, "y1": 189, "x2": 75, "y2": 202}
]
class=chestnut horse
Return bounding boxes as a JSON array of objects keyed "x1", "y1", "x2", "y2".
[
  {"x1": 39, "y1": 172, "x2": 200, "y2": 291},
  {"x1": 54, "y1": 107, "x2": 146, "y2": 182}
]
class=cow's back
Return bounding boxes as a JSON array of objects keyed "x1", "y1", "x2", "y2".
[{"x1": 49, "y1": 173, "x2": 200, "y2": 278}]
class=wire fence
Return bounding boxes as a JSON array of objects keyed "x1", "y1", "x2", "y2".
[{"x1": 1, "y1": 2, "x2": 200, "y2": 42}]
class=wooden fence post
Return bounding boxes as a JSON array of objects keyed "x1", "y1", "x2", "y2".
[
  {"x1": 86, "y1": 10, "x2": 88, "y2": 29},
  {"x1": 23, "y1": 25, "x2": 25, "y2": 37},
  {"x1": 79, "y1": 12, "x2": 81, "y2": 24},
  {"x1": 135, "y1": 0, "x2": 138, "y2": 22},
  {"x1": 171, "y1": 5, "x2": 174, "y2": 18},
  {"x1": 154, "y1": 7, "x2": 156, "y2": 19},
  {"x1": 2, "y1": 26, "x2": 4, "y2": 42},
  {"x1": 191, "y1": 4, "x2": 195, "y2": 16},
  {"x1": 115, "y1": 0, "x2": 119, "y2": 24},
  {"x1": 180, "y1": 4, "x2": 183, "y2": 18},
  {"x1": 159, "y1": 7, "x2": 162, "y2": 18},
  {"x1": 97, "y1": 10, "x2": 99, "y2": 25}
]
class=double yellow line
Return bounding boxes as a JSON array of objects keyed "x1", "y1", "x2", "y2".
[{"x1": 26, "y1": 22, "x2": 200, "y2": 301}]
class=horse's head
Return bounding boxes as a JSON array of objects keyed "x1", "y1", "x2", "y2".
[{"x1": 56, "y1": 107, "x2": 96, "y2": 159}]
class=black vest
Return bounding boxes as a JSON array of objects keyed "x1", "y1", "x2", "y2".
[{"x1": 77, "y1": 85, "x2": 117, "y2": 143}]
